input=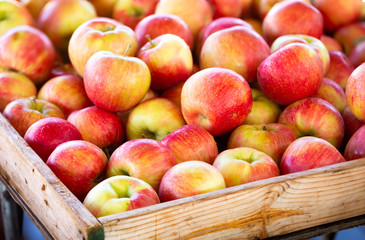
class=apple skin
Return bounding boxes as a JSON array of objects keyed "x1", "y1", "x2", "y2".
[
  {"x1": 280, "y1": 136, "x2": 346, "y2": 175},
  {"x1": 334, "y1": 22, "x2": 365, "y2": 56},
  {"x1": 83, "y1": 175, "x2": 160, "y2": 218},
  {"x1": 227, "y1": 123, "x2": 296, "y2": 165},
  {"x1": 278, "y1": 97, "x2": 345, "y2": 149},
  {"x1": 312, "y1": 0, "x2": 361, "y2": 33},
  {"x1": 50, "y1": 63, "x2": 78, "y2": 78},
  {"x1": 126, "y1": 98, "x2": 186, "y2": 141},
  {"x1": 213, "y1": 147, "x2": 280, "y2": 187},
  {"x1": 200, "y1": 26, "x2": 270, "y2": 83},
  {"x1": 320, "y1": 35, "x2": 343, "y2": 52},
  {"x1": 0, "y1": 0, "x2": 35, "y2": 36},
  {"x1": 256, "y1": 0, "x2": 310, "y2": 20},
  {"x1": 88, "y1": 0, "x2": 117, "y2": 17},
  {"x1": 46, "y1": 140, "x2": 108, "y2": 201},
  {"x1": 342, "y1": 107, "x2": 365, "y2": 143},
  {"x1": 181, "y1": 67, "x2": 253, "y2": 137},
  {"x1": 0, "y1": 25, "x2": 56, "y2": 85},
  {"x1": 160, "y1": 82, "x2": 184, "y2": 109},
  {"x1": 161, "y1": 124, "x2": 218, "y2": 164},
  {"x1": 346, "y1": 63, "x2": 365, "y2": 122},
  {"x1": 155, "y1": 0, "x2": 213, "y2": 40},
  {"x1": 243, "y1": 88, "x2": 281, "y2": 125},
  {"x1": 0, "y1": 71, "x2": 37, "y2": 112},
  {"x1": 83, "y1": 51, "x2": 151, "y2": 113},
  {"x1": 37, "y1": 75, "x2": 93, "y2": 117},
  {"x1": 68, "y1": 17, "x2": 138, "y2": 77},
  {"x1": 24, "y1": 117, "x2": 82, "y2": 162},
  {"x1": 262, "y1": 0, "x2": 323, "y2": 44},
  {"x1": 313, "y1": 77, "x2": 347, "y2": 114},
  {"x1": 112, "y1": 0, "x2": 159, "y2": 29},
  {"x1": 158, "y1": 161, "x2": 226, "y2": 202},
  {"x1": 136, "y1": 34, "x2": 193, "y2": 90},
  {"x1": 344, "y1": 125, "x2": 365, "y2": 161},
  {"x1": 106, "y1": 139, "x2": 177, "y2": 192},
  {"x1": 3, "y1": 98, "x2": 65, "y2": 137},
  {"x1": 324, "y1": 51, "x2": 354, "y2": 90},
  {"x1": 257, "y1": 43, "x2": 322, "y2": 106},
  {"x1": 349, "y1": 41, "x2": 365, "y2": 68},
  {"x1": 67, "y1": 106, "x2": 125, "y2": 149},
  {"x1": 208, "y1": 0, "x2": 242, "y2": 19},
  {"x1": 38, "y1": 0, "x2": 97, "y2": 53}
]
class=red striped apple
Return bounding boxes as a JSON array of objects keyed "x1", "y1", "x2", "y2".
[
  {"x1": 320, "y1": 35, "x2": 342, "y2": 52},
  {"x1": 349, "y1": 41, "x2": 365, "y2": 68},
  {"x1": 346, "y1": 63, "x2": 365, "y2": 122},
  {"x1": 208, "y1": 0, "x2": 242, "y2": 19},
  {"x1": 313, "y1": 77, "x2": 346, "y2": 114},
  {"x1": 342, "y1": 107, "x2": 365, "y2": 143},
  {"x1": 344, "y1": 125, "x2": 365, "y2": 161},
  {"x1": 160, "y1": 82, "x2": 184, "y2": 109},
  {"x1": 334, "y1": 22, "x2": 365, "y2": 56},
  {"x1": 325, "y1": 51, "x2": 354, "y2": 90}
]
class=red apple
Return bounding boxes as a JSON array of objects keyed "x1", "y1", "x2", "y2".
[
  {"x1": 158, "y1": 161, "x2": 226, "y2": 202},
  {"x1": 134, "y1": 13, "x2": 194, "y2": 50},
  {"x1": 126, "y1": 98, "x2": 186, "y2": 141},
  {"x1": 280, "y1": 136, "x2": 346, "y2": 174},
  {"x1": 227, "y1": 123, "x2": 296, "y2": 164},
  {"x1": 67, "y1": 106, "x2": 125, "y2": 149},
  {"x1": 37, "y1": 75, "x2": 93, "y2": 117},
  {"x1": 112, "y1": 0, "x2": 158, "y2": 29},
  {"x1": 0, "y1": 25, "x2": 56, "y2": 85},
  {"x1": 342, "y1": 107, "x2": 365, "y2": 142},
  {"x1": 3, "y1": 98, "x2": 65, "y2": 137},
  {"x1": 88, "y1": 0, "x2": 117, "y2": 17},
  {"x1": 68, "y1": 17, "x2": 138, "y2": 77},
  {"x1": 0, "y1": 71, "x2": 37, "y2": 112},
  {"x1": 83, "y1": 175, "x2": 160, "y2": 218},
  {"x1": 161, "y1": 124, "x2": 218, "y2": 164},
  {"x1": 24, "y1": 117, "x2": 82, "y2": 162},
  {"x1": 257, "y1": 43, "x2": 322, "y2": 105},
  {"x1": 262, "y1": 0, "x2": 323, "y2": 44},
  {"x1": 50, "y1": 63, "x2": 78, "y2": 78},
  {"x1": 160, "y1": 82, "x2": 184, "y2": 109},
  {"x1": 213, "y1": 147, "x2": 280, "y2": 187},
  {"x1": 344, "y1": 125, "x2": 365, "y2": 161},
  {"x1": 106, "y1": 139, "x2": 177, "y2": 191},
  {"x1": 334, "y1": 22, "x2": 365, "y2": 56},
  {"x1": 324, "y1": 50, "x2": 354, "y2": 90},
  {"x1": 346, "y1": 63, "x2": 365, "y2": 122},
  {"x1": 83, "y1": 51, "x2": 151, "y2": 113},
  {"x1": 181, "y1": 67, "x2": 253, "y2": 136},
  {"x1": 46, "y1": 140, "x2": 108, "y2": 201},
  {"x1": 278, "y1": 97, "x2": 345, "y2": 149},
  {"x1": 349, "y1": 40, "x2": 365, "y2": 68},
  {"x1": 208, "y1": 0, "x2": 242, "y2": 19},
  {"x1": 320, "y1": 35, "x2": 343, "y2": 52}
]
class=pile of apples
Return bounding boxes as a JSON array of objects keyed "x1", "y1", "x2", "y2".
[{"x1": 0, "y1": 0, "x2": 364, "y2": 218}]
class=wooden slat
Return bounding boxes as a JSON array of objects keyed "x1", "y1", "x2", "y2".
[
  {"x1": 0, "y1": 113, "x2": 103, "y2": 240},
  {"x1": 99, "y1": 158, "x2": 365, "y2": 240}
]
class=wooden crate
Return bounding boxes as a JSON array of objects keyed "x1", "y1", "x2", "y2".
[{"x1": 0, "y1": 112, "x2": 364, "y2": 240}]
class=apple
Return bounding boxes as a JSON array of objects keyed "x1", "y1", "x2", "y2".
[
  {"x1": 242, "y1": 18, "x2": 262, "y2": 36},
  {"x1": 67, "y1": 106, "x2": 125, "y2": 149},
  {"x1": 50, "y1": 63, "x2": 78, "y2": 78},
  {"x1": 46, "y1": 140, "x2": 108, "y2": 201},
  {"x1": 106, "y1": 138, "x2": 177, "y2": 191},
  {"x1": 324, "y1": 50, "x2": 354, "y2": 90},
  {"x1": 213, "y1": 147, "x2": 280, "y2": 187},
  {"x1": 83, "y1": 51, "x2": 151, "y2": 113},
  {"x1": 334, "y1": 22, "x2": 365, "y2": 56},
  {"x1": 227, "y1": 123, "x2": 296, "y2": 165},
  {"x1": 344, "y1": 125, "x2": 365, "y2": 161},
  {"x1": 257, "y1": 43, "x2": 322, "y2": 105},
  {"x1": 271, "y1": 34, "x2": 330, "y2": 75},
  {"x1": 88, "y1": 0, "x2": 117, "y2": 17},
  {"x1": 134, "y1": 13, "x2": 194, "y2": 50},
  {"x1": 161, "y1": 124, "x2": 218, "y2": 164},
  {"x1": 208, "y1": 0, "x2": 242, "y2": 19},
  {"x1": 136, "y1": 34, "x2": 193, "y2": 90},
  {"x1": 3, "y1": 98, "x2": 65, "y2": 137},
  {"x1": 243, "y1": 88, "x2": 281, "y2": 125},
  {"x1": 313, "y1": 77, "x2": 347, "y2": 114},
  {"x1": 200, "y1": 26, "x2": 270, "y2": 83},
  {"x1": 278, "y1": 97, "x2": 345, "y2": 149},
  {"x1": 257, "y1": 0, "x2": 311, "y2": 20},
  {"x1": 68, "y1": 17, "x2": 138, "y2": 77},
  {"x1": 17, "y1": 0, "x2": 49, "y2": 19},
  {"x1": 346, "y1": 63, "x2": 365, "y2": 122},
  {"x1": 320, "y1": 35, "x2": 343, "y2": 52},
  {"x1": 342, "y1": 107, "x2": 365, "y2": 143},
  {"x1": 155, "y1": 0, "x2": 213, "y2": 40},
  {"x1": 112, "y1": 0, "x2": 159, "y2": 29},
  {"x1": 0, "y1": 0, "x2": 35, "y2": 36},
  {"x1": 160, "y1": 82, "x2": 184, "y2": 109},
  {"x1": 83, "y1": 175, "x2": 160, "y2": 218},
  {"x1": 158, "y1": 161, "x2": 226, "y2": 202},
  {"x1": 38, "y1": 0, "x2": 97, "y2": 53},
  {"x1": 262, "y1": 0, "x2": 323, "y2": 44},
  {"x1": 0, "y1": 25, "x2": 56, "y2": 85},
  {"x1": 181, "y1": 67, "x2": 253, "y2": 137},
  {"x1": 0, "y1": 71, "x2": 37, "y2": 112},
  {"x1": 312, "y1": 0, "x2": 361, "y2": 33},
  {"x1": 24, "y1": 117, "x2": 82, "y2": 162},
  {"x1": 37, "y1": 75, "x2": 93, "y2": 117},
  {"x1": 280, "y1": 136, "x2": 346, "y2": 174},
  {"x1": 349, "y1": 40, "x2": 365, "y2": 68},
  {"x1": 126, "y1": 98, "x2": 186, "y2": 141}
]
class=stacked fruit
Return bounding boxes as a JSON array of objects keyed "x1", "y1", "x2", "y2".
[{"x1": 0, "y1": 0, "x2": 364, "y2": 218}]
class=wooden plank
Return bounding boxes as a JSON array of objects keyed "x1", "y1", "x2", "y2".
[
  {"x1": 0, "y1": 113, "x2": 103, "y2": 240},
  {"x1": 99, "y1": 158, "x2": 365, "y2": 240}
]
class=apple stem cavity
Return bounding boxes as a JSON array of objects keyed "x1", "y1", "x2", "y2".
[{"x1": 123, "y1": 44, "x2": 132, "y2": 57}]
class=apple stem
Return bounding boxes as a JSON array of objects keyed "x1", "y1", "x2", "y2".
[
  {"x1": 123, "y1": 44, "x2": 131, "y2": 57},
  {"x1": 145, "y1": 34, "x2": 156, "y2": 48},
  {"x1": 263, "y1": 125, "x2": 266, "y2": 131}
]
